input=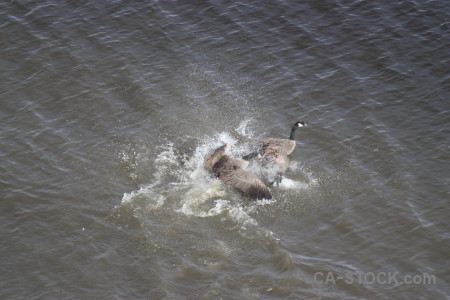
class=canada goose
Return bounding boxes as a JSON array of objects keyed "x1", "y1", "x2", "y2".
[
  {"x1": 204, "y1": 144, "x2": 272, "y2": 200},
  {"x1": 243, "y1": 121, "x2": 307, "y2": 185}
]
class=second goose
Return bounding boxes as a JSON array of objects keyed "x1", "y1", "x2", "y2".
[{"x1": 243, "y1": 121, "x2": 307, "y2": 185}]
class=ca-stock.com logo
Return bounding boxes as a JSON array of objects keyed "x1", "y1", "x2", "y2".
[{"x1": 314, "y1": 271, "x2": 436, "y2": 286}]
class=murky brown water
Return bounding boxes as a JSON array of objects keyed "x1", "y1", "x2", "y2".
[{"x1": 1, "y1": 0, "x2": 449, "y2": 299}]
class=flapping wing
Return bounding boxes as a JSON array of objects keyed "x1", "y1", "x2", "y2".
[
  {"x1": 204, "y1": 144, "x2": 228, "y2": 171},
  {"x1": 219, "y1": 169, "x2": 272, "y2": 200}
]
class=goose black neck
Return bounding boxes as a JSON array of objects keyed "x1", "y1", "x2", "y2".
[{"x1": 289, "y1": 126, "x2": 297, "y2": 140}]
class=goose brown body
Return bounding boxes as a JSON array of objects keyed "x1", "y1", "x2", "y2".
[
  {"x1": 204, "y1": 144, "x2": 272, "y2": 200},
  {"x1": 243, "y1": 121, "x2": 307, "y2": 185}
]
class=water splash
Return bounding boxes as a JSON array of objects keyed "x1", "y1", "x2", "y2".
[
  {"x1": 119, "y1": 118, "x2": 318, "y2": 237},
  {"x1": 121, "y1": 181, "x2": 165, "y2": 210}
]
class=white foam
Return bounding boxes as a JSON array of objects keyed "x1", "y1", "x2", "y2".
[
  {"x1": 177, "y1": 180, "x2": 227, "y2": 216},
  {"x1": 121, "y1": 182, "x2": 165, "y2": 210},
  {"x1": 180, "y1": 198, "x2": 259, "y2": 229},
  {"x1": 252, "y1": 198, "x2": 277, "y2": 207},
  {"x1": 276, "y1": 178, "x2": 309, "y2": 189},
  {"x1": 235, "y1": 118, "x2": 255, "y2": 139}
]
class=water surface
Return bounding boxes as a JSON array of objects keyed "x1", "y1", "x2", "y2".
[{"x1": 1, "y1": 0, "x2": 449, "y2": 299}]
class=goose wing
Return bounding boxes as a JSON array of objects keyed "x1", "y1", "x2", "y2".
[
  {"x1": 219, "y1": 169, "x2": 272, "y2": 200},
  {"x1": 204, "y1": 144, "x2": 229, "y2": 171},
  {"x1": 203, "y1": 153, "x2": 216, "y2": 171}
]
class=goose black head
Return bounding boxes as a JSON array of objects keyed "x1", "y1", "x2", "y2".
[{"x1": 295, "y1": 121, "x2": 307, "y2": 127}]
